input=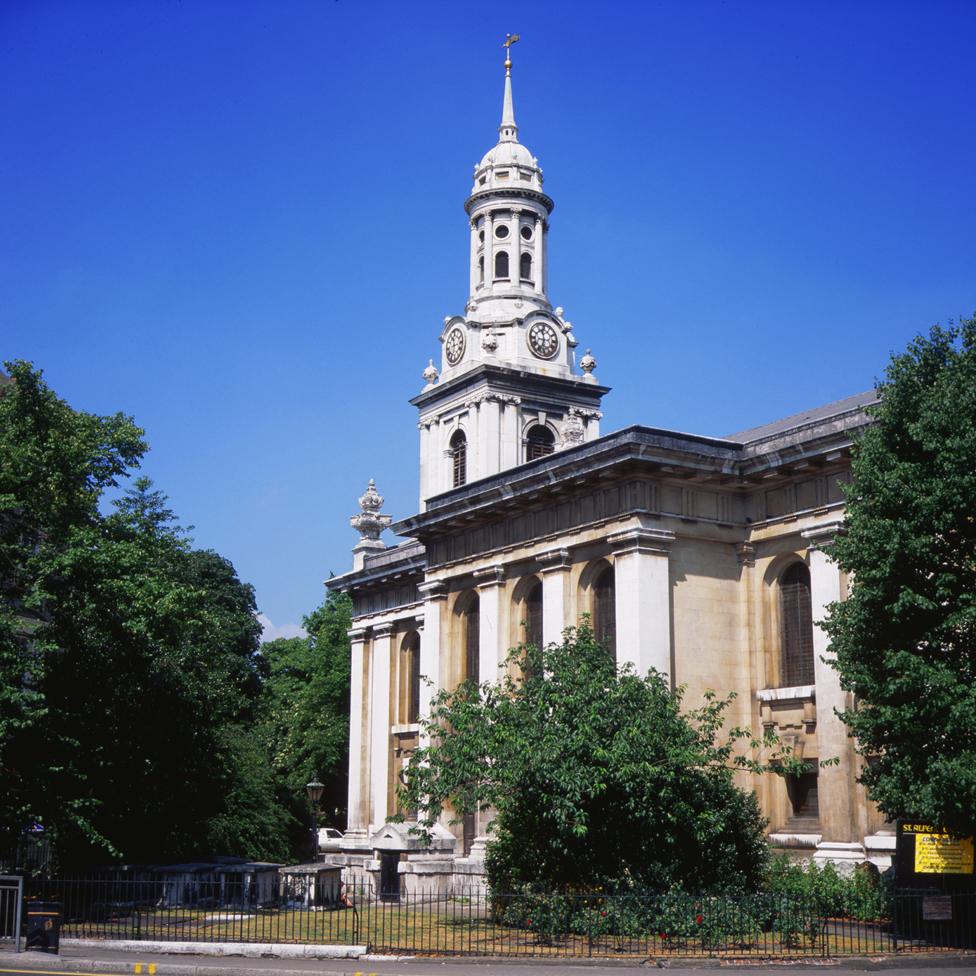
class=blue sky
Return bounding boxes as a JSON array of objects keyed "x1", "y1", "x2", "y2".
[{"x1": 3, "y1": 1, "x2": 975, "y2": 637}]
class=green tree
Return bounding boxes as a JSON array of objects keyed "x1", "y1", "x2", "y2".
[
  {"x1": 0, "y1": 361, "x2": 287, "y2": 865},
  {"x1": 398, "y1": 626, "x2": 788, "y2": 894},
  {"x1": 825, "y1": 318, "x2": 976, "y2": 837},
  {"x1": 259, "y1": 591, "x2": 352, "y2": 848}
]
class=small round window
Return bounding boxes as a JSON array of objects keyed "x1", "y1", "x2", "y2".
[
  {"x1": 495, "y1": 224, "x2": 510, "y2": 239},
  {"x1": 520, "y1": 225, "x2": 533, "y2": 241}
]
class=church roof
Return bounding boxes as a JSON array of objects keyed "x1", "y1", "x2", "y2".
[{"x1": 727, "y1": 390, "x2": 879, "y2": 444}]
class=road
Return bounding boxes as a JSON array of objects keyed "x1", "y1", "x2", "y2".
[{"x1": 2, "y1": 945, "x2": 976, "y2": 976}]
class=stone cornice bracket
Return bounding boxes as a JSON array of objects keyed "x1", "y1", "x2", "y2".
[
  {"x1": 371, "y1": 622, "x2": 395, "y2": 638},
  {"x1": 418, "y1": 580, "x2": 448, "y2": 602},
  {"x1": 537, "y1": 547, "x2": 572, "y2": 573},
  {"x1": 475, "y1": 565, "x2": 506, "y2": 588},
  {"x1": 736, "y1": 541, "x2": 757, "y2": 567},
  {"x1": 607, "y1": 527, "x2": 676, "y2": 557},
  {"x1": 802, "y1": 520, "x2": 845, "y2": 552},
  {"x1": 348, "y1": 626, "x2": 368, "y2": 642}
]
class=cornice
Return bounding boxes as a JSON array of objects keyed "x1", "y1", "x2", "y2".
[{"x1": 464, "y1": 187, "x2": 554, "y2": 216}]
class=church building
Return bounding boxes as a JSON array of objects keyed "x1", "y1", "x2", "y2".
[{"x1": 326, "y1": 44, "x2": 891, "y2": 895}]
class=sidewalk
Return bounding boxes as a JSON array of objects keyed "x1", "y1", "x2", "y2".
[{"x1": 2, "y1": 944, "x2": 976, "y2": 976}]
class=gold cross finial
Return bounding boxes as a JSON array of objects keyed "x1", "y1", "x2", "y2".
[{"x1": 502, "y1": 33, "x2": 520, "y2": 72}]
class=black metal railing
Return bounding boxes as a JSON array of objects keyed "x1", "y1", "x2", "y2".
[{"x1": 17, "y1": 878, "x2": 976, "y2": 957}]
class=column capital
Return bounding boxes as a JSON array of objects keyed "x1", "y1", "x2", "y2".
[
  {"x1": 418, "y1": 579, "x2": 448, "y2": 601},
  {"x1": 348, "y1": 626, "x2": 368, "y2": 642},
  {"x1": 372, "y1": 622, "x2": 395, "y2": 638},
  {"x1": 608, "y1": 527, "x2": 675, "y2": 557},
  {"x1": 537, "y1": 547, "x2": 572, "y2": 573},
  {"x1": 802, "y1": 520, "x2": 845, "y2": 552},
  {"x1": 475, "y1": 565, "x2": 506, "y2": 588}
]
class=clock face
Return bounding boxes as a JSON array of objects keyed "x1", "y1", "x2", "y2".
[
  {"x1": 527, "y1": 321, "x2": 559, "y2": 360},
  {"x1": 445, "y1": 327, "x2": 466, "y2": 365}
]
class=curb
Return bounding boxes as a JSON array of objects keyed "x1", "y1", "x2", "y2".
[{"x1": 65, "y1": 938, "x2": 365, "y2": 959}]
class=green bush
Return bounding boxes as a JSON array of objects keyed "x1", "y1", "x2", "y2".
[{"x1": 765, "y1": 854, "x2": 891, "y2": 921}]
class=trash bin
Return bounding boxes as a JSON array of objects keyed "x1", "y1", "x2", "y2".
[{"x1": 25, "y1": 901, "x2": 61, "y2": 954}]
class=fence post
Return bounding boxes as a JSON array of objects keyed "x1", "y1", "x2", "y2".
[{"x1": 14, "y1": 875, "x2": 23, "y2": 953}]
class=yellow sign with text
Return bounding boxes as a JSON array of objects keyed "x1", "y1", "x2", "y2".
[{"x1": 914, "y1": 833, "x2": 975, "y2": 874}]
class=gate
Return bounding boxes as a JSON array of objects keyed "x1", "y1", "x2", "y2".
[{"x1": 0, "y1": 876, "x2": 23, "y2": 953}]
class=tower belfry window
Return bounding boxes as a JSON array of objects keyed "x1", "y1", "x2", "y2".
[
  {"x1": 494, "y1": 251, "x2": 509, "y2": 280},
  {"x1": 450, "y1": 430, "x2": 467, "y2": 487},
  {"x1": 525, "y1": 425, "x2": 555, "y2": 461},
  {"x1": 520, "y1": 252, "x2": 532, "y2": 282}
]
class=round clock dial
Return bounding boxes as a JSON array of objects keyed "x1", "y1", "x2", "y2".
[
  {"x1": 527, "y1": 321, "x2": 559, "y2": 360},
  {"x1": 445, "y1": 327, "x2": 466, "y2": 365}
]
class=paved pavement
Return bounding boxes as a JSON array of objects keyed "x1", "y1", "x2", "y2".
[{"x1": 1, "y1": 945, "x2": 975, "y2": 976}]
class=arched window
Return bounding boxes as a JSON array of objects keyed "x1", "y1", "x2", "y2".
[
  {"x1": 462, "y1": 593, "x2": 480, "y2": 684},
  {"x1": 520, "y1": 252, "x2": 532, "y2": 282},
  {"x1": 450, "y1": 430, "x2": 467, "y2": 488},
  {"x1": 780, "y1": 562, "x2": 814, "y2": 686},
  {"x1": 525, "y1": 425, "x2": 555, "y2": 461},
  {"x1": 494, "y1": 250, "x2": 509, "y2": 280},
  {"x1": 401, "y1": 632, "x2": 421, "y2": 723},
  {"x1": 478, "y1": 255, "x2": 484, "y2": 284},
  {"x1": 593, "y1": 566, "x2": 616, "y2": 661}
]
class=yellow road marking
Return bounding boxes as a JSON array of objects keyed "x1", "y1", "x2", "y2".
[{"x1": 134, "y1": 966, "x2": 142, "y2": 974}]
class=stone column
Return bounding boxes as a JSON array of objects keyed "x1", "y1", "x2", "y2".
[
  {"x1": 417, "y1": 581, "x2": 447, "y2": 736},
  {"x1": 538, "y1": 548, "x2": 571, "y2": 646},
  {"x1": 804, "y1": 523, "x2": 862, "y2": 869},
  {"x1": 534, "y1": 214, "x2": 544, "y2": 294},
  {"x1": 482, "y1": 396, "x2": 500, "y2": 478},
  {"x1": 486, "y1": 211, "x2": 495, "y2": 289},
  {"x1": 345, "y1": 627, "x2": 369, "y2": 837},
  {"x1": 369, "y1": 623, "x2": 394, "y2": 832},
  {"x1": 469, "y1": 218, "x2": 478, "y2": 296},
  {"x1": 418, "y1": 421, "x2": 429, "y2": 506},
  {"x1": 609, "y1": 527, "x2": 675, "y2": 680},
  {"x1": 501, "y1": 397, "x2": 520, "y2": 469},
  {"x1": 476, "y1": 565, "x2": 506, "y2": 684},
  {"x1": 511, "y1": 209, "x2": 521, "y2": 283}
]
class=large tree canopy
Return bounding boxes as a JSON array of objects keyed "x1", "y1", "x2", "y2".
[
  {"x1": 0, "y1": 361, "x2": 312, "y2": 867},
  {"x1": 398, "y1": 627, "x2": 791, "y2": 895},
  {"x1": 825, "y1": 319, "x2": 976, "y2": 837}
]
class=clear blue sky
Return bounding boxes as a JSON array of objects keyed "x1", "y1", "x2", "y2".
[{"x1": 3, "y1": 1, "x2": 974, "y2": 637}]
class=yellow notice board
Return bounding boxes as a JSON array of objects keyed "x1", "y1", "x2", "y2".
[{"x1": 914, "y1": 833, "x2": 975, "y2": 874}]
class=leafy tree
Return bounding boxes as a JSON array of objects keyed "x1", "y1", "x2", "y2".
[
  {"x1": 0, "y1": 361, "x2": 287, "y2": 866},
  {"x1": 825, "y1": 318, "x2": 976, "y2": 837},
  {"x1": 398, "y1": 626, "x2": 790, "y2": 894},
  {"x1": 259, "y1": 591, "x2": 352, "y2": 847}
]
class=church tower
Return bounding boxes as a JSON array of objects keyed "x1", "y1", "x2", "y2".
[{"x1": 414, "y1": 38, "x2": 609, "y2": 508}]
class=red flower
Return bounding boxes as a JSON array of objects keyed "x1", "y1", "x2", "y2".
[
  {"x1": 600, "y1": 911, "x2": 607, "y2": 917},
  {"x1": 527, "y1": 918, "x2": 533, "y2": 926},
  {"x1": 696, "y1": 914, "x2": 703, "y2": 925},
  {"x1": 659, "y1": 932, "x2": 668, "y2": 940}
]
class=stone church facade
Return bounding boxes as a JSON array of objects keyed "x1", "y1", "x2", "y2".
[{"x1": 326, "y1": 50, "x2": 892, "y2": 894}]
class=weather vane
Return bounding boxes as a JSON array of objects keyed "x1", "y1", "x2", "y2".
[{"x1": 502, "y1": 32, "x2": 520, "y2": 71}]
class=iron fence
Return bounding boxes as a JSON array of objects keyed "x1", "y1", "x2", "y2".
[
  {"x1": 15, "y1": 878, "x2": 976, "y2": 958},
  {"x1": 0, "y1": 876, "x2": 24, "y2": 952}
]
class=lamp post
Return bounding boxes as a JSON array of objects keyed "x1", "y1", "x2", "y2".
[{"x1": 305, "y1": 777, "x2": 324, "y2": 862}]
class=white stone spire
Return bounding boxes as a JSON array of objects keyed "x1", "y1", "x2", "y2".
[{"x1": 499, "y1": 36, "x2": 518, "y2": 143}]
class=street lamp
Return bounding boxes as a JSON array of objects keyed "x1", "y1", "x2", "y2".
[{"x1": 305, "y1": 777, "x2": 325, "y2": 861}]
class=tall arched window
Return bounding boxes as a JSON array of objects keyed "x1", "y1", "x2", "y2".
[
  {"x1": 401, "y1": 632, "x2": 421, "y2": 723},
  {"x1": 780, "y1": 562, "x2": 814, "y2": 686},
  {"x1": 478, "y1": 255, "x2": 484, "y2": 284},
  {"x1": 525, "y1": 425, "x2": 555, "y2": 461},
  {"x1": 520, "y1": 252, "x2": 532, "y2": 282},
  {"x1": 494, "y1": 250, "x2": 509, "y2": 280},
  {"x1": 450, "y1": 430, "x2": 467, "y2": 488},
  {"x1": 462, "y1": 593, "x2": 480, "y2": 684},
  {"x1": 524, "y1": 579, "x2": 543, "y2": 650},
  {"x1": 593, "y1": 566, "x2": 616, "y2": 661}
]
